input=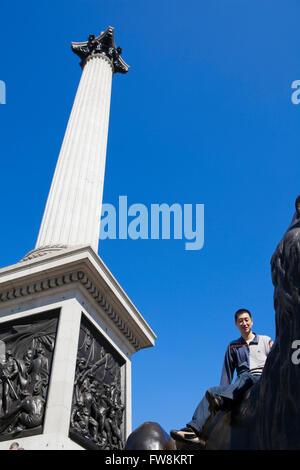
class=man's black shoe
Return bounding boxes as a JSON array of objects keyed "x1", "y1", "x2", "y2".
[{"x1": 170, "y1": 427, "x2": 206, "y2": 448}]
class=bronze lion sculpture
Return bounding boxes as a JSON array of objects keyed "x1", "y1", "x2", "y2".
[{"x1": 125, "y1": 197, "x2": 300, "y2": 450}]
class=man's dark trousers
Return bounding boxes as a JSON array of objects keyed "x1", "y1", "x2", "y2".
[{"x1": 187, "y1": 372, "x2": 260, "y2": 435}]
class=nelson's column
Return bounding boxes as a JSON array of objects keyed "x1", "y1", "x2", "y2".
[{"x1": 0, "y1": 27, "x2": 156, "y2": 450}]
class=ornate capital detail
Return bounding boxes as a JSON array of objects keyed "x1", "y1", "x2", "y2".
[
  {"x1": 71, "y1": 26, "x2": 129, "y2": 74},
  {"x1": 0, "y1": 271, "x2": 140, "y2": 351}
]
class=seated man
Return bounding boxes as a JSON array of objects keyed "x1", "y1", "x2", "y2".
[{"x1": 171, "y1": 308, "x2": 273, "y2": 447}]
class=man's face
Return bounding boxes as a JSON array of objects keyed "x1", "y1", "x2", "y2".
[{"x1": 235, "y1": 313, "x2": 253, "y2": 336}]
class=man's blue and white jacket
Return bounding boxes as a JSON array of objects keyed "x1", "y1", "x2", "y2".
[{"x1": 220, "y1": 334, "x2": 273, "y2": 386}]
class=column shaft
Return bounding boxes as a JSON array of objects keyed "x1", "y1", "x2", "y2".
[{"x1": 36, "y1": 54, "x2": 113, "y2": 252}]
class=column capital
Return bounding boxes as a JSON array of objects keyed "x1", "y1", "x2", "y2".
[{"x1": 71, "y1": 26, "x2": 130, "y2": 74}]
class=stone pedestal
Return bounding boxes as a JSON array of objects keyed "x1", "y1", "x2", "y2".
[
  {"x1": 0, "y1": 247, "x2": 155, "y2": 450},
  {"x1": 0, "y1": 26, "x2": 153, "y2": 450}
]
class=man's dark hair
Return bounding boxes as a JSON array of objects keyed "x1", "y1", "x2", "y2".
[{"x1": 235, "y1": 308, "x2": 252, "y2": 322}]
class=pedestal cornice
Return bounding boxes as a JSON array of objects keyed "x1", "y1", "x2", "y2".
[{"x1": 0, "y1": 246, "x2": 156, "y2": 353}]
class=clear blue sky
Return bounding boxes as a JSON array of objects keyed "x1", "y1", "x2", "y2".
[{"x1": 1, "y1": 0, "x2": 300, "y2": 434}]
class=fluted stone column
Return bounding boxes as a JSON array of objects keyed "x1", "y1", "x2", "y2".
[
  {"x1": 0, "y1": 28, "x2": 156, "y2": 451},
  {"x1": 34, "y1": 27, "x2": 129, "y2": 256}
]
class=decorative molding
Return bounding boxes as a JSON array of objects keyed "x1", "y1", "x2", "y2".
[
  {"x1": 71, "y1": 26, "x2": 130, "y2": 74},
  {"x1": 0, "y1": 271, "x2": 141, "y2": 351},
  {"x1": 21, "y1": 245, "x2": 69, "y2": 262}
]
